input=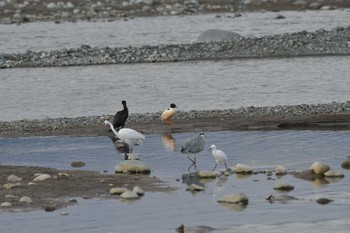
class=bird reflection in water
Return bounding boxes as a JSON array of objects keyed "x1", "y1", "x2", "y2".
[
  {"x1": 108, "y1": 135, "x2": 130, "y2": 160},
  {"x1": 161, "y1": 133, "x2": 176, "y2": 152}
]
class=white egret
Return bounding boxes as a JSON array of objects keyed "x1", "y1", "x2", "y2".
[
  {"x1": 210, "y1": 144, "x2": 228, "y2": 171},
  {"x1": 180, "y1": 132, "x2": 205, "y2": 171},
  {"x1": 104, "y1": 120, "x2": 145, "y2": 153}
]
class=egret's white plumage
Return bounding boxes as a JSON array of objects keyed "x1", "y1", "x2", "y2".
[
  {"x1": 161, "y1": 103, "x2": 177, "y2": 125},
  {"x1": 105, "y1": 120, "x2": 145, "y2": 152},
  {"x1": 181, "y1": 132, "x2": 205, "y2": 171},
  {"x1": 210, "y1": 144, "x2": 228, "y2": 171}
]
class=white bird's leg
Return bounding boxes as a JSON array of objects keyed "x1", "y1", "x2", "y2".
[
  {"x1": 212, "y1": 163, "x2": 217, "y2": 171},
  {"x1": 224, "y1": 162, "x2": 228, "y2": 171},
  {"x1": 194, "y1": 154, "x2": 197, "y2": 171}
]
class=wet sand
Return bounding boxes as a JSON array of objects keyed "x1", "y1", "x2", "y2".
[{"x1": 0, "y1": 165, "x2": 175, "y2": 211}]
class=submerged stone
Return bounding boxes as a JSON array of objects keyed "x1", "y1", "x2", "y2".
[
  {"x1": 115, "y1": 160, "x2": 151, "y2": 174},
  {"x1": 217, "y1": 193, "x2": 249, "y2": 205}
]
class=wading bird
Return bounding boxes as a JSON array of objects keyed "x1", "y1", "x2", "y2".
[
  {"x1": 180, "y1": 132, "x2": 205, "y2": 171},
  {"x1": 209, "y1": 144, "x2": 228, "y2": 171},
  {"x1": 111, "y1": 100, "x2": 129, "y2": 131},
  {"x1": 161, "y1": 103, "x2": 177, "y2": 125},
  {"x1": 105, "y1": 120, "x2": 145, "y2": 153}
]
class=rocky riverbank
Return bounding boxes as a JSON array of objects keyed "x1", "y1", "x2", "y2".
[
  {"x1": 1, "y1": 101, "x2": 350, "y2": 137},
  {"x1": 1, "y1": 0, "x2": 349, "y2": 24},
  {"x1": 1, "y1": 26, "x2": 350, "y2": 69}
]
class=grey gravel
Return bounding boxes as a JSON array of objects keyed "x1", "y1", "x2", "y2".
[
  {"x1": 1, "y1": 101, "x2": 350, "y2": 135},
  {"x1": 1, "y1": 26, "x2": 350, "y2": 69}
]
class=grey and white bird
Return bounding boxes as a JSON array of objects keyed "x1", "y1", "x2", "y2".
[
  {"x1": 105, "y1": 120, "x2": 145, "y2": 153},
  {"x1": 180, "y1": 132, "x2": 205, "y2": 171},
  {"x1": 209, "y1": 144, "x2": 228, "y2": 171}
]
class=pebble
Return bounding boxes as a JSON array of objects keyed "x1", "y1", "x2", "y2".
[
  {"x1": 0, "y1": 202, "x2": 12, "y2": 207},
  {"x1": 341, "y1": 159, "x2": 350, "y2": 169},
  {"x1": 132, "y1": 186, "x2": 145, "y2": 196},
  {"x1": 7, "y1": 174, "x2": 23, "y2": 182},
  {"x1": 273, "y1": 182, "x2": 295, "y2": 191},
  {"x1": 217, "y1": 193, "x2": 249, "y2": 205},
  {"x1": 196, "y1": 171, "x2": 217, "y2": 178},
  {"x1": 110, "y1": 187, "x2": 129, "y2": 195},
  {"x1": 33, "y1": 174, "x2": 51, "y2": 182},
  {"x1": 120, "y1": 190, "x2": 139, "y2": 200},
  {"x1": 234, "y1": 163, "x2": 253, "y2": 174},
  {"x1": 19, "y1": 196, "x2": 33, "y2": 204},
  {"x1": 324, "y1": 169, "x2": 345, "y2": 178},
  {"x1": 115, "y1": 160, "x2": 151, "y2": 174},
  {"x1": 310, "y1": 162, "x2": 330, "y2": 176},
  {"x1": 275, "y1": 165, "x2": 287, "y2": 176}
]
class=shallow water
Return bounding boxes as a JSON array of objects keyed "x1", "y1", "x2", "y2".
[
  {"x1": 1, "y1": 130, "x2": 350, "y2": 233},
  {"x1": 1, "y1": 10, "x2": 350, "y2": 53},
  {"x1": 1, "y1": 56, "x2": 350, "y2": 121}
]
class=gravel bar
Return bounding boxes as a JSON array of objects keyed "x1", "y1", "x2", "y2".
[
  {"x1": 1, "y1": 26, "x2": 350, "y2": 69},
  {"x1": 2, "y1": 101, "x2": 350, "y2": 137}
]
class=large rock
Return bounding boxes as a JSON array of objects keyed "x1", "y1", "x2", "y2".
[
  {"x1": 197, "y1": 29, "x2": 241, "y2": 42},
  {"x1": 217, "y1": 193, "x2": 249, "y2": 205},
  {"x1": 115, "y1": 160, "x2": 151, "y2": 174},
  {"x1": 310, "y1": 162, "x2": 330, "y2": 175}
]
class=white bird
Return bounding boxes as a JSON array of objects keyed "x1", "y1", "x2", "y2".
[
  {"x1": 161, "y1": 103, "x2": 177, "y2": 125},
  {"x1": 210, "y1": 144, "x2": 228, "y2": 171},
  {"x1": 181, "y1": 132, "x2": 205, "y2": 171},
  {"x1": 104, "y1": 120, "x2": 145, "y2": 153}
]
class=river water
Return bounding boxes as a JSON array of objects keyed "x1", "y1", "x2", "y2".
[
  {"x1": 1, "y1": 9, "x2": 350, "y2": 233},
  {"x1": 1, "y1": 130, "x2": 350, "y2": 233}
]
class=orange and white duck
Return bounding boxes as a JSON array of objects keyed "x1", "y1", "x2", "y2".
[{"x1": 161, "y1": 103, "x2": 178, "y2": 125}]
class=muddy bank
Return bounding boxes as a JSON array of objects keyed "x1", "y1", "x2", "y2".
[
  {"x1": 0, "y1": 165, "x2": 175, "y2": 211},
  {"x1": 1, "y1": 102, "x2": 350, "y2": 138}
]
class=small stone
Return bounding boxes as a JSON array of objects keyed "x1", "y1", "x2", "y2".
[
  {"x1": 197, "y1": 171, "x2": 217, "y2": 178},
  {"x1": 234, "y1": 163, "x2": 253, "y2": 174},
  {"x1": 68, "y1": 198, "x2": 78, "y2": 203},
  {"x1": 57, "y1": 172, "x2": 70, "y2": 178},
  {"x1": 324, "y1": 169, "x2": 344, "y2": 178},
  {"x1": 110, "y1": 187, "x2": 129, "y2": 195},
  {"x1": 132, "y1": 186, "x2": 145, "y2": 196},
  {"x1": 217, "y1": 193, "x2": 249, "y2": 205},
  {"x1": 1, "y1": 202, "x2": 12, "y2": 207},
  {"x1": 7, "y1": 174, "x2": 23, "y2": 182},
  {"x1": 115, "y1": 160, "x2": 151, "y2": 174},
  {"x1": 310, "y1": 162, "x2": 330, "y2": 175},
  {"x1": 19, "y1": 196, "x2": 33, "y2": 204},
  {"x1": 275, "y1": 165, "x2": 287, "y2": 175},
  {"x1": 316, "y1": 198, "x2": 333, "y2": 205},
  {"x1": 341, "y1": 159, "x2": 350, "y2": 170},
  {"x1": 60, "y1": 212, "x2": 69, "y2": 216},
  {"x1": 5, "y1": 194, "x2": 16, "y2": 201},
  {"x1": 33, "y1": 174, "x2": 51, "y2": 182},
  {"x1": 188, "y1": 184, "x2": 204, "y2": 192},
  {"x1": 71, "y1": 161, "x2": 85, "y2": 168},
  {"x1": 273, "y1": 182, "x2": 294, "y2": 191},
  {"x1": 43, "y1": 204, "x2": 56, "y2": 212},
  {"x1": 120, "y1": 191, "x2": 139, "y2": 200}
]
